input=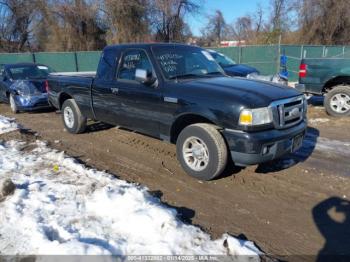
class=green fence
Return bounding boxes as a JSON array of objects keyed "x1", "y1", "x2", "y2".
[
  {"x1": 213, "y1": 44, "x2": 350, "y2": 81},
  {"x1": 1, "y1": 45, "x2": 350, "y2": 81},
  {"x1": 0, "y1": 51, "x2": 102, "y2": 73},
  {"x1": 213, "y1": 45, "x2": 279, "y2": 76}
]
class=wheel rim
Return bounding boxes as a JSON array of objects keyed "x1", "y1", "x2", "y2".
[
  {"x1": 182, "y1": 136, "x2": 209, "y2": 172},
  {"x1": 10, "y1": 95, "x2": 16, "y2": 112},
  {"x1": 330, "y1": 93, "x2": 350, "y2": 113},
  {"x1": 63, "y1": 106, "x2": 75, "y2": 128}
]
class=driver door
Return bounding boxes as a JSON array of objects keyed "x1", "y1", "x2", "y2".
[{"x1": 115, "y1": 49, "x2": 162, "y2": 138}]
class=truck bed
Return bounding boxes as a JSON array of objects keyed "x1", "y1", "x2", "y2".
[{"x1": 47, "y1": 73, "x2": 95, "y2": 118}]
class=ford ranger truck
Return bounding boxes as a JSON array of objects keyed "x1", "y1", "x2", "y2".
[{"x1": 48, "y1": 43, "x2": 307, "y2": 180}]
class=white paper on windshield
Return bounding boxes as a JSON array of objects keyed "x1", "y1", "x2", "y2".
[
  {"x1": 201, "y1": 51, "x2": 215, "y2": 61},
  {"x1": 37, "y1": 66, "x2": 48, "y2": 70}
]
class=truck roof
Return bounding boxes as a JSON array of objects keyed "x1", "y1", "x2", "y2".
[{"x1": 104, "y1": 43, "x2": 198, "y2": 51}]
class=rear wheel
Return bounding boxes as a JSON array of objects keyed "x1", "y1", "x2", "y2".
[
  {"x1": 176, "y1": 123, "x2": 228, "y2": 181},
  {"x1": 324, "y1": 86, "x2": 350, "y2": 117},
  {"x1": 9, "y1": 94, "x2": 18, "y2": 114},
  {"x1": 61, "y1": 99, "x2": 87, "y2": 134}
]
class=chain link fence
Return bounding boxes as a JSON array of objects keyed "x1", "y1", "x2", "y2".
[
  {"x1": 213, "y1": 45, "x2": 350, "y2": 81},
  {"x1": 0, "y1": 51, "x2": 101, "y2": 73}
]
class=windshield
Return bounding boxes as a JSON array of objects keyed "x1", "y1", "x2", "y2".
[
  {"x1": 210, "y1": 51, "x2": 236, "y2": 67},
  {"x1": 8, "y1": 65, "x2": 54, "y2": 80},
  {"x1": 152, "y1": 46, "x2": 224, "y2": 80}
]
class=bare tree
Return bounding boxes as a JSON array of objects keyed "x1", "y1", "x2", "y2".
[
  {"x1": 264, "y1": 0, "x2": 291, "y2": 44},
  {"x1": 103, "y1": 0, "x2": 149, "y2": 44},
  {"x1": 234, "y1": 16, "x2": 252, "y2": 43},
  {"x1": 201, "y1": 10, "x2": 227, "y2": 46},
  {"x1": 42, "y1": 0, "x2": 107, "y2": 51},
  {"x1": 296, "y1": 0, "x2": 350, "y2": 45},
  {"x1": 0, "y1": 0, "x2": 38, "y2": 52},
  {"x1": 151, "y1": 0, "x2": 199, "y2": 42},
  {"x1": 254, "y1": 4, "x2": 264, "y2": 34}
]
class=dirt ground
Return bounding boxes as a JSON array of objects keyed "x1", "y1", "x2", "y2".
[{"x1": 1, "y1": 96, "x2": 350, "y2": 258}]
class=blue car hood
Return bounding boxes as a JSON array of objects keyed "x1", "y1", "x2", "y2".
[{"x1": 223, "y1": 64, "x2": 259, "y2": 77}]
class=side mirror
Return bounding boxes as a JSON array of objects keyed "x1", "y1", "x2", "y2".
[{"x1": 135, "y1": 69, "x2": 156, "y2": 85}]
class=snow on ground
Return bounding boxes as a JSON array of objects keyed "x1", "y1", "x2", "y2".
[
  {"x1": 308, "y1": 118, "x2": 330, "y2": 125},
  {"x1": 0, "y1": 115, "x2": 18, "y2": 134},
  {"x1": 0, "y1": 117, "x2": 262, "y2": 258},
  {"x1": 303, "y1": 131, "x2": 350, "y2": 158}
]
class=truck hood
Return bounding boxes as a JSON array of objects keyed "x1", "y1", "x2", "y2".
[
  {"x1": 182, "y1": 77, "x2": 301, "y2": 108},
  {"x1": 223, "y1": 64, "x2": 259, "y2": 77}
]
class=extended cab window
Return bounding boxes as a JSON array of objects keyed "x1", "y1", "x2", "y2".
[
  {"x1": 118, "y1": 49, "x2": 153, "y2": 81},
  {"x1": 97, "y1": 49, "x2": 117, "y2": 81}
]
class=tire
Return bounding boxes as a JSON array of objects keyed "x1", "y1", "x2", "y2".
[
  {"x1": 61, "y1": 99, "x2": 87, "y2": 134},
  {"x1": 9, "y1": 94, "x2": 18, "y2": 114},
  {"x1": 176, "y1": 123, "x2": 228, "y2": 180},
  {"x1": 324, "y1": 86, "x2": 350, "y2": 117}
]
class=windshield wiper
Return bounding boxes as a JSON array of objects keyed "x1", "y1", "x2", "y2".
[
  {"x1": 169, "y1": 72, "x2": 224, "y2": 80},
  {"x1": 169, "y1": 73, "x2": 202, "y2": 80},
  {"x1": 204, "y1": 71, "x2": 224, "y2": 76}
]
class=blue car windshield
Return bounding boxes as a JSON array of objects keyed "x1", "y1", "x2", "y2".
[
  {"x1": 8, "y1": 65, "x2": 54, "y2": 80},
  {"x1": 210, "y1": 51, "x2": 236, "y2": 67},
  {"x1": 152, "y1": 46, "x2": 224, "y2": 80}
]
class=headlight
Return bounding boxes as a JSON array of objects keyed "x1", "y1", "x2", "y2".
[
  {"x1": 246, "y1": 72, "x2": 259, "y2": 79},
  {"x1": 239, "y1": 107, "x2": 273, "y2": 126}
]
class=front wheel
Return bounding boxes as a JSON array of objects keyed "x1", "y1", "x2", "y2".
[
  {"x1": 61, "y1": 99, "x2": 87, "y2": 134},
  {"x1": 324, "y1": 86, "x2": 350, "y2": 117},
  {"x1": 176, "y1": 123, "x2": 228, "y2": 181},
  {"x1": 9, "y1": 94, "x2": 18, "y2": 114}
]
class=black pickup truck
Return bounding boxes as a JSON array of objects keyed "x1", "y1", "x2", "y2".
[
  {"x1": 296, "y1": 58, "x2": 350, "y2": 116},
  {"x1": 48, "y1": 43, "x2": 307, "y2": 180}
]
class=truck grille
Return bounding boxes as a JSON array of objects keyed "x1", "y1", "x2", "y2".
[{"x1": 271, "y1": 96, "x2": 306, "y2": 129}]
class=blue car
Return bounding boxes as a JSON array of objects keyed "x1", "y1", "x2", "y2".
[
  {"x1": 207, "y1": 50, "x2": 260, "y2": 77},
  {"x1": 0, "y1": 63, "x2": 54, "y2": 113}
]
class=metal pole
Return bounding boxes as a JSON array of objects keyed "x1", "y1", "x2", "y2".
[
  {"x1": 277, "y1": 34, "x2": 282, "y2": 74},
  {"x1": 238, "y1": 46, "x2": 242, "y2": 64},
  {"x1": 74, "y1": 52, "x2": 79, "y2": 72},
  {"x1": 301, "y1": 45, "x2": 304, "y2": 59}
]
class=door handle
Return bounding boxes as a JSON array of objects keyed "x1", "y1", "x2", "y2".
[{"x1": 111, "y1": 88, "x2": 119, "y2": 95}]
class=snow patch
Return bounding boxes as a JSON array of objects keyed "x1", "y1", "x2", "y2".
[
  {"x1": 0, "y1": 115, "x2": 18, "y2": 134},
  {"x1": 0, "y1": 140, "x2": 262, "y2": 258},
  {"x1": 303, "y1": 132, "x2": 350, "y2": 157},
  {"x1": 308, "y1": 118, "x2": 329, "y2": 125}
]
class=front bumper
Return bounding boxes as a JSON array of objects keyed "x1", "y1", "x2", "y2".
[
  {"x1": 222, "y1": 120, "x2": 307, "y2": 166},
  {"x1": 14, "y1": 94, "x2": 51, "y2": 111}
]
